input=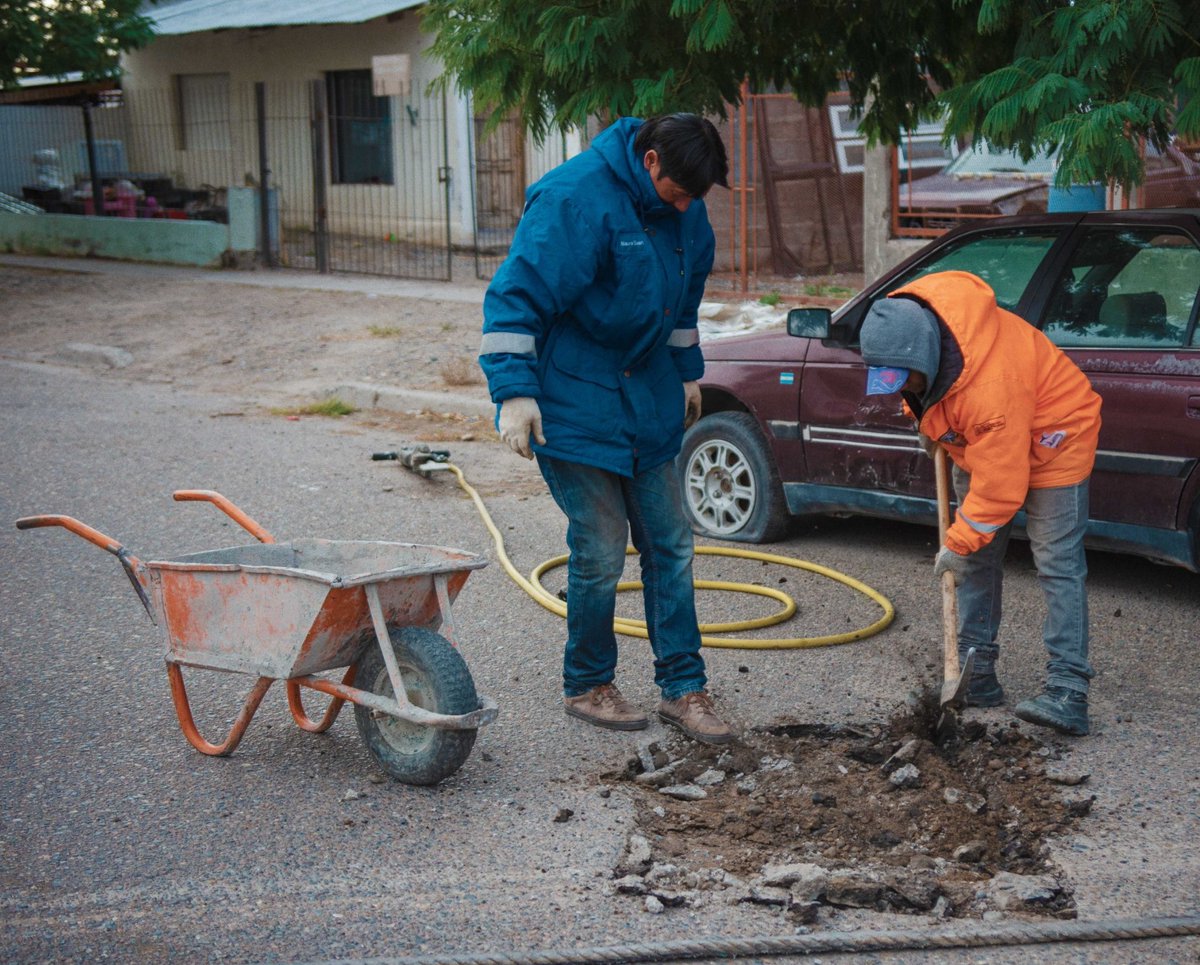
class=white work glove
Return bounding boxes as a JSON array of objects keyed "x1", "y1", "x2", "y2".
[
  {"x1": 498, "y1": 396, "x2": 545, "y2": 459},
  {"x1": 934, "y1": 545, "x2": 970, "y2": 585},
  {"x1": 683, "y1": 380, "x2": 702, "y2": 429}
]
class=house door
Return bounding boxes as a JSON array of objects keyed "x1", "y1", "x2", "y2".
[
  {"x1": 300, "y1": 75, "x2": 452, "y2": 280},
  {"x1": 472, "y1": 113, "x2": 525, "y2": 277}
]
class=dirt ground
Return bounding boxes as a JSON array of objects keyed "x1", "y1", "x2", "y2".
[{"x1": 0, "y1": 263, "x2": 494, "y2": 434}]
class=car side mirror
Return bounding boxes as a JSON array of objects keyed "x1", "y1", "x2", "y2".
[{"x1": 787, "y1": 308, "x2": 831, "y2": 339}]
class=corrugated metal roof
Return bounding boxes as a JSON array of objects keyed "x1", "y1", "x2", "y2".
[{"x1": 146, "y1": 0, "x2": 425, "y2": 36}]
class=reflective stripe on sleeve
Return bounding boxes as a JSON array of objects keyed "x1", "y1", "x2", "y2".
[
  {"x1": 667, "y1": 328, "x2": 700, "y2": 348},
  {"x1": 959, "y1": 509, "x2": 1004, "y2": 535},
  {"x1": 480, "y1": 333, "x2": 537, "y2": 357}
]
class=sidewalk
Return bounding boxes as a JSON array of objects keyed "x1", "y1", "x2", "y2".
[{"x1": 0, "y1": 253, "x2": 490, "y2": 305}]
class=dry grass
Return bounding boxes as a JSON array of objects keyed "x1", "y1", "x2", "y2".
[{"x1": 440, "y1": 356, "x2": 483, "y2": 386}]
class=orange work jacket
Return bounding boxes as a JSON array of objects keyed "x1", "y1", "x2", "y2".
[{"x1": 892, "y1": 272, "x2": 1102, "y2": 556}]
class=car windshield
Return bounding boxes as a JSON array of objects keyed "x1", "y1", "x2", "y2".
[{"x1": 946, "y1": 144, "x2": 1055, "y2": 179}]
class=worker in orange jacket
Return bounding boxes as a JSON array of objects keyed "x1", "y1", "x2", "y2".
[{"x1": 859, "y1": 270, "x2": 1102, "y2": 736}]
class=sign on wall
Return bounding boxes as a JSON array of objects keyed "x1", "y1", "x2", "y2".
[{"x1": 372, "y1": 55, "x2": 412, "y2": 98}]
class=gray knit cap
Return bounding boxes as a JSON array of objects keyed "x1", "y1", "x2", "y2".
[{"x1": 859, "y1": 296, "x2": 942, "y2": 385}]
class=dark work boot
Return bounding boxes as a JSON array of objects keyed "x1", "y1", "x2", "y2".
[
  {"x1": 961, "y1": 650, "x2": 1005, "y2": 708},
  {"x1": 1014, "y1": 687, "x2": 1089, "y2": 737}
]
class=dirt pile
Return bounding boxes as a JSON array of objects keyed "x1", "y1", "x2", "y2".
[{"x1": 608, "y1": 694, "x2": 1093, "y2": 921}]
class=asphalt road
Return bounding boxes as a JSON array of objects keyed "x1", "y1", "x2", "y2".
[{"x1": 2, "y1": 347, "x2": 1198, "y2": 963}]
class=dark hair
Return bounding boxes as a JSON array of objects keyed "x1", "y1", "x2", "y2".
[{"x1": 633, "y1": 113, "x2": 729, "y2": 198}]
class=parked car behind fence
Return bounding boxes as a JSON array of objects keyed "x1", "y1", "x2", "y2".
[{"x1": 897, "y1": 143, "x2": 1200, "y2": 234}]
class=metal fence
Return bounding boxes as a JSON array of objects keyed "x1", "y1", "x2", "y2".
[
  {"x1": 704, "y1": 88, "x2": 865, "y2": 297},
  {"x1": 4, "y1": 82, "x2": 882, "y2": 289},
  {"x1": 2, "y1": 79, "x2": 456, "y2": 280}
]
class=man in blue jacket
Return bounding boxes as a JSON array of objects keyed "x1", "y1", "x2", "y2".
[{"x1": 479, "y1": 114, "x2": 734, "y2": 744}]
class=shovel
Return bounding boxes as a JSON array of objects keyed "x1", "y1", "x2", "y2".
[{"x1": 934, "y1": 444, "x2": 975, "y2": 740}]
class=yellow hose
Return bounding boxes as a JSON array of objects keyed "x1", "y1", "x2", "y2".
[{"x1": 446, "y1": 463, "x2": 894, "y2": 651}]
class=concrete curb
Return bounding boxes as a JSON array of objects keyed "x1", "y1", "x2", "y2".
[{"x1": 326, "y1": 381, "x2": 495, "y2": 418}]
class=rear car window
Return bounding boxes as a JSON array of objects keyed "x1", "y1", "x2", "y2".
[
  {"x1": 889, "y1": 229, "x2": 1061, "y2": 311},
  {"x1": 1041, "y1": 227, "x2": 1200, "y2": 348}
]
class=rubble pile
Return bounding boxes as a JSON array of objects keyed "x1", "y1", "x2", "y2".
[{"x1": 608, "y1": 705, "x2": 1092, "y2": 921}]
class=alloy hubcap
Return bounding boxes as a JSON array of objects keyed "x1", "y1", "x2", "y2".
[{"x1": 685, "y1": 439, "x2": 757, "y2": 535}]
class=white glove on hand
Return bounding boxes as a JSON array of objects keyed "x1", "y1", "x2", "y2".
[
  {"x1": 683, "y1": 380, "x2": 702, "y2": 429},
  {"x1": 498, "y1": 397, "x2": 544, "y2": 459},
  {"x1": 934, "y1": 546, "x2": 969, "y2": 585}
]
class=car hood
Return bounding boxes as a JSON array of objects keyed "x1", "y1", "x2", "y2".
[
  {"x1": 702, "y1": 329, "x2": 798, "y2": 362},
  {"x1": 899, "y1": 173, "x2": 1047, "y2": 208}
]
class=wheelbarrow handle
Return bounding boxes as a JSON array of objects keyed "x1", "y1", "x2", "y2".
[
  {"x1": 15, "y1": 514, "x2": 156, "y2": 624},
  {"x1": 16, "y1": 514, "x2": 124, "y2": 553},
  {"x1": 172, "y1": 490, "x2": 276, "y2": 544}
]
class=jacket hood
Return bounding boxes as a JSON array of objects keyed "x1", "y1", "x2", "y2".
[
  {"x1": 591, "y1": 117, "x2": 677, "y2": 219},
  {"x1": 892, "y1": 271, "x2": 1003, "y2": 393},
  {"x1": 859, "y1": 296, "x2": 942, "y2": 386}
]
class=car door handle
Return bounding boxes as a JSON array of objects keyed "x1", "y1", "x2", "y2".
[{"x1": 1189, "y1": 395, "x2": 1200, "y2": 419}]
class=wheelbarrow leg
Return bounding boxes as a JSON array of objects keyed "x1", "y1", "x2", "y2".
[
  {"x1": 166, "y1": 663, "x2": 273, "y2": 756},
  {"x1": 286, "y1": 665, "x2": 357, "y2": 733}
]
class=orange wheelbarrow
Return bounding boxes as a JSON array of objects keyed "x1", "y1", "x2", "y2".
[{"x1": 16, "y1": 490, "x2": 497, "y2": 786}]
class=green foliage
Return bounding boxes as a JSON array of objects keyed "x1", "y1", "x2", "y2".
[
  {"x1": 424, "y1": 0, "x2": 1199, "y2": 191},
  {"x1": 272, "y1": 398, "x2": 358, "y2": 418},
  {"x1": 0, "y1": 0, "x2": 157, "y2": 89},
  {"x1": 941, "y1": 0, "x2": 1200, "y2": 189}
]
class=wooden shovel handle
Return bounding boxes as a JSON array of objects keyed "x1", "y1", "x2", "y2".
[{"x1": 933, "y1": 447, "x2": 961, "y2": 684}]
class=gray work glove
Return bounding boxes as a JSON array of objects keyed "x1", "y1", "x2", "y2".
[
  {"x1": 918, "y1": 434, "x2": 938, "y2": 458},
  {"x1": 683, "y1": 380, "x2": 702, "y2": 429},
  {"x1": 498, "y1": 396, "x2": 545, "y2": 459},
  {"x1": 934, "y1": 545, "x2": 970, "y2": 585}
]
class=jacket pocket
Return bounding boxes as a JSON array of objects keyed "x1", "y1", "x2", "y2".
[
  {"x1": 614, "y1": 230, "x2": 654, "y2": 288},
  {"x1": 543, "y1": 337, "x2": 622, "y2": 440}
]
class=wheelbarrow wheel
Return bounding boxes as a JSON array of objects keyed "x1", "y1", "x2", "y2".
[{"x1": 354, "y1": 625, "x2": 478, "y2": 786}]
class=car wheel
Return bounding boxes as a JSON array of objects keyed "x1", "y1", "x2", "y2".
[{"x1": 678, "y1": 411, "x2": 790, "y2": 543}]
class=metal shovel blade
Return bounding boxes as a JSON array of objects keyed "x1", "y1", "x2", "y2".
[
  {"x1": 936, "y1": 647, "x2": 976, "y2": 742},
  {"x1": 941, "y1": 646, "x2": 976, "y2": 712}
]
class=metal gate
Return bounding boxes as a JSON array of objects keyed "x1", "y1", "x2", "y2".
[
  {"x1": 469, "y1": 113, "x2": 525, "y2": 280},
  {"x1": 280, "y1": 78, "x2": 452, "y2": 280}
]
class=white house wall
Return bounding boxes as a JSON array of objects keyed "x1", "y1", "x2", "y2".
[{"x1": 120, "y1": 13, "x2": 483, "y2": 246}]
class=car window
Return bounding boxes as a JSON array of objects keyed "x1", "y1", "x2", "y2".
[
  {"x1": 1040, "y1": 227, "x2": 1200, "y2": 348},
  {"x1": 888, "y1": 229, "x2": 1061, "y2": 311}
]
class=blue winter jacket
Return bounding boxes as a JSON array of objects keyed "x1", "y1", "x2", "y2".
[{"x1": 479, "y1": 117, "x2": 715, "y2": 476}]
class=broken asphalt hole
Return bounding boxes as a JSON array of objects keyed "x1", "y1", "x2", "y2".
[{"x1": 607, "y1": 692, "x2": 1093, "y2": 922}]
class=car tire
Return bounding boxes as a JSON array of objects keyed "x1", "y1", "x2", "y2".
[{"x1": 678, "y1": 411, "x2": 790, "y2": 543}]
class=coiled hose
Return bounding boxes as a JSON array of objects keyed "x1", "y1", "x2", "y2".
[{"x1": 445, "y1": 463, "x2": 893, "y2": 649}]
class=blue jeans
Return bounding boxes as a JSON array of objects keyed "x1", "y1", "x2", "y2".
[
  {"x1": 953, "y1": 467, "x2": 1093, "y2": 694},
  {"x1": 537, "y1": 455, "x2": 707, "y2": 701}
]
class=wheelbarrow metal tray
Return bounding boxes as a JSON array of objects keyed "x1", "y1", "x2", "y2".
[{"x1": 147, "y1": 538, "x2": 486, "y2": 678}]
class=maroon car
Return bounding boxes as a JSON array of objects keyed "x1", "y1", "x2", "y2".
[{"x1": 682, "y1": 208, "x2": 1200, "y2": 571}]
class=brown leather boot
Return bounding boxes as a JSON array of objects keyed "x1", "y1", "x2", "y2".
[
  {"x1": 658, "y1": 691, "x2": 735, "y2": 744},
  {"x1": 564, "y1": 684, "x2": 648, "y2": 731}
]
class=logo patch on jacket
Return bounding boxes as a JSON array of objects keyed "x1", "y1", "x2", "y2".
[
  {"x1": 1038, "y1": 430, "x2": 1067, "y2": 449},
  {"x1": 974, "y1": 416, "x2": 1006, "y2": 435}
]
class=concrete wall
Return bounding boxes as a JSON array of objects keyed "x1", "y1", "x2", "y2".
[
  {"x1": 862, "y1": 144, "x2": 925, "y2": 282},
  {"x1": 0, "y1": 189, "x2": 263, "y2": 266}
]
